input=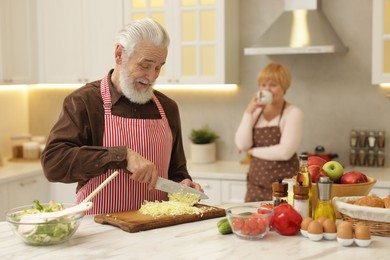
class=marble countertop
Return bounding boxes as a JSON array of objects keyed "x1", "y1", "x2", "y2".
[{"x1": 1, "y1": 202, "x2": 389, "y2": 260}]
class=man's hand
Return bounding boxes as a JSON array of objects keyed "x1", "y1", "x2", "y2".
[
  {"x1": 180, "y1": 178, "x2": 204, "y2": 193},
  {"x1": 126, "y1": 148, "x2": 158, "y2": 190}
]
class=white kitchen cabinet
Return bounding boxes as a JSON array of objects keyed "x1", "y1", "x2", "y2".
[
  {"x1": 123, "y1": 0, "x2": 239, "y2": 84},
  {"x1": 50, "y1": 183, "x2": 78, "y2": 204},
  {"x1": 193, "y1": 177, "x2": 246, "y2": 205},
  {"x1": 0, "y1": 172, "x2": 50, "y2": 221},
  {"x1": 0, "y1": 0, "x2": 37, "y2": 84},
  {"x1": 194, "y1": 178, "x2": 221, "y2": 205},
  {"x1": 221, "y1": 180, "x2": 246, "y2": 204},
  {"x1": 37, "y1": 0, "x2": 123, "y2": 84},
  {"x1": 7, "y1": 174, "x2": 49, "y2": 210},
  {"x1": 372, "y1": 0, "x2": 390, "y2": 84}
]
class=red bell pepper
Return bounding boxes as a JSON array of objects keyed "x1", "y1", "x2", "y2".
[{"x1": 270, "y1": 203, "x2": 303, "y2": 236}]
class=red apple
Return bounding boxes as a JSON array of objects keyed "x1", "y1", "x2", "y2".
[
  {"x1": 308, "y1": 156, "x2": 327, "y2": 167},
  {"x1": 308, "y1": 165, "x2": 327, "y2": 183},
  {"x1": 340, "y1": 171, "x2": 368, "y2": 184}
]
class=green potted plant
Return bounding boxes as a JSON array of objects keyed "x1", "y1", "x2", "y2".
[{"x1": 189, "y1": 125, "x2": 219, "y2": 164}]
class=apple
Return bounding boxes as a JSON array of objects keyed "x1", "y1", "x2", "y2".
[
  {"x1": 322, "y1": 161, "x2": 344, "y2": 182},
  {"x1": 340, "y1": 171, "x2": 368, "y2": 184},
  {"x1": 308, "y1": 156, "x2": 327, "y2": 167},
  {"x1": 308, "y1": 165, "x2": 327, "y2": 183}
]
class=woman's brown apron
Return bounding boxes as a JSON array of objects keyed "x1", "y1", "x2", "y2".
[{"x1": 245, "y1": 102, "x2": 299, "y2": 202}]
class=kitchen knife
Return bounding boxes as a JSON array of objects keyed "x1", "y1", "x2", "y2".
[{"x1": 155, "y1": 177, "x2": 209, "y2": 200}]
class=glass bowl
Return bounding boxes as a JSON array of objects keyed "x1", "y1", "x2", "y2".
[
  {"x1": 6, "y1": 202, "x2": 84, "y2": 246},
  {"x1": 225, "y1": 205, "x2": 273, "y2": 240}
]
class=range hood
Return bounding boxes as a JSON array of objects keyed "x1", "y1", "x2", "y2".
[{"x1": 244, "y1": 0, "x2": 348, "y2": 55}]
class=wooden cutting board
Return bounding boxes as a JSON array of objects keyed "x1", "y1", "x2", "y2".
[{"x1": 94, "y1": 204, "x2": 226, "y2": 233}]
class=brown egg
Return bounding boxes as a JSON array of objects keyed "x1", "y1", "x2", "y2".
[
  {"x1": 301, "y1": 217, "x2": 313, "y2": 231},
  {"x1": 322, "y1": 218, "x2": 337, "y2": 233},
  {"x1": 355, "y1": 223, "x2": 371, "y2": 240},
  {"x1": 337, "y1": 221, "x2": 353, "y2": 231},
  {"x1": 337, "y1": 224, "x2": 353, "y2": 239},
  {"x1": 307, "y1": 220, "x2": 323, "y2": 235},
  {"x1": 316, "y1": 216, "x2": 328, "y2": 224}
]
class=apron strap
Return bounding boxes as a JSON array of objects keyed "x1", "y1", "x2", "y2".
[
  {"x1": 100, "y1": 74, "x2": 112, "y2": 115},
  {"x1": 253, "y1": 101, "x2": 286, "y2": 126}
]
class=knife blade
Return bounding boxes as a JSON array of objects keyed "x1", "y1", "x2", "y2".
[{"x1": 155, "y1": 177, "x2": 209, "y2": 200}]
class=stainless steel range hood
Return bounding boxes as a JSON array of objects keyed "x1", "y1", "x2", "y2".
[{"x1": 244, "y1": 0, "x2": 348, "y2": 55}]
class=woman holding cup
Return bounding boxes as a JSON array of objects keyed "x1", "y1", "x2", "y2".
[{"x1": 235, "y1": 63, "x2": 304, "y2": 202}]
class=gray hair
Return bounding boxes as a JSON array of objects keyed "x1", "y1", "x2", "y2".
[{"x1": 116, "y1": 18, "x2": 170, "y2": 59}]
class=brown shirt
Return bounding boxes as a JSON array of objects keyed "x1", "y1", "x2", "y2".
[{"x1": 41, "y1": 70, "x2": 191, "y2": 192}]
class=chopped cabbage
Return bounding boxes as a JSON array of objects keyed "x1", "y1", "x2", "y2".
[{"x1": 139, "y1": 191, "x2": 207, "y2": 217}]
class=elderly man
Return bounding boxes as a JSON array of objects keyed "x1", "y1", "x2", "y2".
[{"x1": 41, "y1": 18, "x2": 202, "y2": 214}]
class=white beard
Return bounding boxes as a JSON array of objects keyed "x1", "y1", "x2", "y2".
[{"x1": 119, "y1": 66, "x2": 154, "y2": 104}]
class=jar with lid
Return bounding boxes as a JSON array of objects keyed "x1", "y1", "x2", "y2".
[
  {"x1": 23, "y1": 142, "x2": 40, "y2": 159},
  {"x1": 350, "y1": 130, "x2": 358, "y2": 147},
  {"x1": 11, "y1": 134, "x2": 32, "y2": 159},
  {"x1": 349, "y1": 149, "x2": 357, "y2": 166},
  {"x1": 377, "y1": 131, "x2": 386, "y2": 148},
  {"x1": 367, "y1": 131, "x2": 376, "y2": 148},
  {"x1": 377, "y1": 150, "x2": 385, "y2": 167},
  {"x1": 272, "y1": 178, "x2": 288, "y2": 206}
]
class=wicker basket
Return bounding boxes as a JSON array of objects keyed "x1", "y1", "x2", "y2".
[
  {"x1": 333, "y1": 196, "x2": 390, "y2": 237},
  {"x1": 339, "y1": 212, "x2": 390, "y2": 237}
]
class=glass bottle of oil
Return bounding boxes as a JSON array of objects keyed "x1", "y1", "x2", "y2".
[
  {"x1": 296, "y1": 154, "x2": 312, "y2": 217},
  {"x1": 314, "y1": 176, "x2": 336, "y2": 222}
]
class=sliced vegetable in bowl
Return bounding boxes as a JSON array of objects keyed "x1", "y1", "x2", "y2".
[{"x1": 6, "y1": 200, "x2": 84, "y2": 246}]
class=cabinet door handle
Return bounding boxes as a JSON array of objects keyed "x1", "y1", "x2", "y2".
[
  {"x1": 19, "y1": 179, "x2": 37, "y2": 187},
  {"x1": 203, "y1": 184, "x2": 211, "y2": 188}
]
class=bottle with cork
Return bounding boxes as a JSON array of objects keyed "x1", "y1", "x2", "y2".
[
  {"x1": 272, "y1": 178, "x2": 288, "y2": 206},
  {"x1": 296, "y1": 154, "x2": 312, "y2": 217},
  {"x1": 293, "y1": 181, "x2": 310, "y2": 218}
]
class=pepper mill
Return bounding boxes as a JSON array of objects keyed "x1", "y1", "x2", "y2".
[{"x1": 272, "y1": 178, "x2": 288, "y2": 206}]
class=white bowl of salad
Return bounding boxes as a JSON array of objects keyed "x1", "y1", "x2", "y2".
[{"x1": 6, "y1": 200, "x2": 84, "y2": 246}]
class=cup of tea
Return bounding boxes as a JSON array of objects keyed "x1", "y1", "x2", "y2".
[{"x1": 257, "y1": 90, "x2": 273, "y2": 105}]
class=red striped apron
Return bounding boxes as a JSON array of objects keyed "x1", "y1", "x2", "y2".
[{"x1": 76, "y1": 74, "x2": 173, "y2": 214}]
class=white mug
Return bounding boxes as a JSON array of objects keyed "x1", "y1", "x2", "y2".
[{"x1": 257, "y1": 90, "x2": 273, "y2": 105}]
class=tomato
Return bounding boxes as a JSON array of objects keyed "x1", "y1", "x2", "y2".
[
  {"x1": 232, "y1": 217, "x2": 244, "y2": 230},
  {"x1": 257, "y1": 218, "x2": 267, "y2": 231},
  {"x1": 245, "y1": 217, "x2": 259, "y2": 230},
  {"x1": 241, "y1": 224, "x2": 251, "y2": 235},
  {"x1": 257, "y1": 204, "x2": 273, "y2": 214},
  {"x1": 250, "y1": 227, "x2": 262, "y2": 236}
]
